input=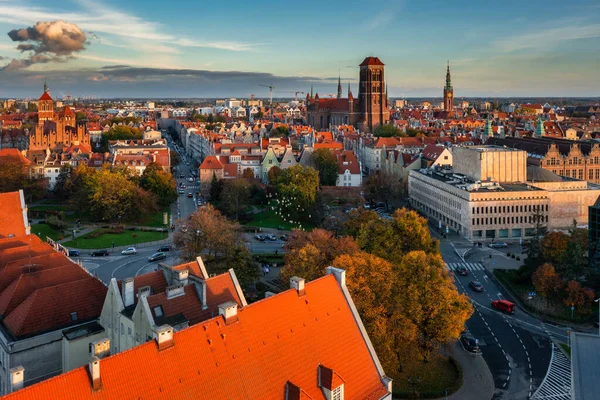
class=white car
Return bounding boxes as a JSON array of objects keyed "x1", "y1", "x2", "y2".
[{"x1": 121, "y1": 247, "x2": 137, "y2": 255}]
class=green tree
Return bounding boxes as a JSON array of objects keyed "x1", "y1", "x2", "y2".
[
  {"x1": 310, "y1": 148, "x2": 339, "y2": 186},
  {"x1": 218, "y1": 178, "x2": 251, "y2": 220},
  {"x1": 270, "y1": 125, "x2": 289, "y2": 138},
  {"x1": 209, "y1": 172, "x2": 223, "y2": 201},
  {"x1": 275, "y1": 165, "x2": 320, "y2": 222},
  {"x1": 373, "y1": 124, "x2": 404, "y2": 137},
  {"x1": 53, "y1": 165, "x2": 74, "y2": 200},
  {"x1": 140, "y1": 162, "x2": 178, "y2": 207},
  {"x1": 75, "y1": 111, "x2": 86, "y2": 121},
  {"x1": 344, "y1": 208, "x2": 380, "y2": 237}
]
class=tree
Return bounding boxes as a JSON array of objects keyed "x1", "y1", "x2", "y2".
[
  {"x1": 253, "y1": 111, "x2": 264, "y2": 119},
  {"x1": 140, "y1": 162, "x2": 178, "y2": 207},
  {"x1": 310, "y1": 148, "x2": 338, "y2": 186},
  {"x1": 525, "y1": 205, "x2": 548, "y2": 271},
  {"x1": 0, "y1": 157, "x2": 28, "y2": 193},
  {"x1": 395, "y1": 251, "x2": 473, "y2": 361},
  {"x1": 563, "y1": 280, "x2": 595, "y2": 310},
  {"x1": 173, "y1": 205, "x2": 258, "y2": 288},
  {"x1": 540, "y1": 232, "x2": 569, "y2": 266},
  {"x1": 209, "y1": 172, "x2": 223, "y2": 201},
  {"x1": 53, "y1": 165, "x2": 74, "y2": 200},
  {"x1": 344, "y1": 208, "x2": 380, "y2": 237},
  {"x1": 358, "y1": 208, "x2": 439, "y2": 264},
  {"x1": 242, "y1": 168, "x2": 255, "y2": 179},
  {"x1": 270, "y1": 125, "x2": 289, "y2": 138},
  {"x1": 362, "y1": 171, "x2": 404, "y2": 210},
  {"x1": 75, "y1": 111, "x2": 86, "y2": 121},
  {"x1": 218, "y1": 178, "x2": 251, "y2": 220},
  {"x1": 275, "y1": 165, "x2": 320, "y2": 222},
  {"x1": 267, "y1": 166, "x2": 282, "y2": 185},
  {"x1": 531, "y1": 263, "x2": 562, "y2": 304},
  {"x1": 373, "y1": 124, "x2": 404, "y2": 137},
  {"x1": 564, "y1": 221, "x2": 588, "y2": 278}
]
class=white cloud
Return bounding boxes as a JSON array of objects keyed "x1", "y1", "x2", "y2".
[
  {"x1": 493, "y1": 24, "x2": 600, "y2": 52},
  {"x1": 361, "y1": 2, "x2": 402, "y2": 31}
]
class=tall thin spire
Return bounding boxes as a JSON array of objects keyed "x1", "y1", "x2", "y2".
[
  {"x1": 445, "y1": 61, "x2": 452, "y2": 90},
  {"x1": 348, "y1": 81, "x2": 352, "y2": 97},
  {"x1": 337, "y1": 71, "x2": 342, "y2": 100},
  {"x1": 43, "y1": 78, "x2": 48, "y2": 93},
  {"x1": 310, "y1": 82, "x2": 314, "y2": 99}
]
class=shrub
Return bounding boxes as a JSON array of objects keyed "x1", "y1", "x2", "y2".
[
  {"x1": 516, "y1": 256, "x2": 521, "y2": 261},
  {"x1": 507, "y1": 252, "x2": 511, "y2": 257}
]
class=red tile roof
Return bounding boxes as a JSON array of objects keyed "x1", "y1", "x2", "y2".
[
  {"x1": 421, "y1": 144, "x2": 446, "y2": 161},
  {"x1": 0, "y1": 253, "x2": 71, "y2": 292},
  {"x1": 314, "y1": 142, "x2": 343, "y2": 150},
  {"x1": 360, "y1": 56, "x2": 385, "y2": 66},
  {"x1": 0, "y1": 191, "x2": 28, "y2": 239},
  {"x1": 223, "y1": 163, "x2": 239, "y2": 178},
  {"x1": 337, "y1": 151, "x2": 360, "y2": 174},
  {"x1": 4, "y1": 274, "x2": 389, "y2": 399},
  {"x1": 38, "y1": 92, "x2": 53, "y2": 101},
  {"x1": 200, "y1": 155, "x2": 224, "y2": 170}
]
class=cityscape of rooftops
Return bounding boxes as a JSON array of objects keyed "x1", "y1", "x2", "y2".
[{"x1": 0, "y1": 1, "x2": 599, "y2": 400}]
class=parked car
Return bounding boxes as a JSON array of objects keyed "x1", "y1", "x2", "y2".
[
  {"x1": 157, "y1": 245, "x2": 171, "y2": 252},
  {"x1": 469, "y1": 281, "x2": 484, "y2": 292},
  {"x1": 188, "y1": 177, "x2": 194, "y2": 182},
  {"x1": 178, "y1": 189, "x2": 185, "y2": 194},
  {"x1": 179, "y1": 175, "x2": 185, "y2": 179},
  {"x1": 188, "y1": 193, "x2": 193, "y2": 198},
  {"x1": 455, "y1": 265, "x2": 468, "y2": 276},
  {"x1": 254, "y1": 234, "x2": 266, "y2": 241},
  {"x1": 460, "y1": 334, "x2": 481, "y2": 353},
  {"x1": 266, "y1": 234, "x2": 277, "y2": 241},
  {"x1": 91, "y1": 250, "x2": 109, "y2": 257},
  {"x1": 280, "y1": 234, "x2": 289, "y2": 241},
  {"x1": 489, "y1": 242, "x2": 508, "y2": 249},
  {"x1": 491, "y1": 300, "x2": 516, "y2": 314},
  {"x1": 121, "y1": 247, "x2": 137, "y2": 255},
  {"x1": 148, "y1": 252, "x2": 166, "y2": 262},
  {"x1": 68, "y1": 250, "x2": 80, "y2": 257}
]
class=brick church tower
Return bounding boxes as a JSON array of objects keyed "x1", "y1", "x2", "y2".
[
  {"x1": 443, "y1": 61, "x2": 454, "y2": 112},
  {"x1": 37, "y1": 80, "x2": 54, "y2": 126},
  {"x1": 358, "y1": 57, "x2": 389, "y2": 132}
]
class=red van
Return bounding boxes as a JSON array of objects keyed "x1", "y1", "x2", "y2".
[{"x1": 491, "y1": 300, "x2": 516, "y2": 314}]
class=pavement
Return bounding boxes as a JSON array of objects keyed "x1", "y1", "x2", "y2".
[{"x1": 444, "y1": 342, "x2": 495, "y2": 400}]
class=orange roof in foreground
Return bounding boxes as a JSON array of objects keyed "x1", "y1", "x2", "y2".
[
  {"x1": 0, "y1": 191, "x2": 28, "y2": 239},
  {"x1": 4, "y1": 274, "x2": 389, "y2": 400}
]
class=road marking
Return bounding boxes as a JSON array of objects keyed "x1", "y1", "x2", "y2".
[
  {"x1": 135, "y1": 262, "x2": 155, "y2": 277},
  {"x1": 111, "y1": 258, "x2": 146, "y2": 279}
]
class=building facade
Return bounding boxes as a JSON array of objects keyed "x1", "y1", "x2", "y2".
[{"x1": 443, "y1": 62, "x2": 454, "y2": 112}]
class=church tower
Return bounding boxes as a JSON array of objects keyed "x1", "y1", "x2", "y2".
[
  {"x1": 443, "y1": 61, "x2": 454, "y2": 112},
  {"x1": 358, "y1": 56, "x2": 389, "y2": 132},
  {"x1": 37, "y1": 81, "x2": 54, "y2": 126},
  {"x1": 337, "y1": 74, "x2": 342, "y2": 100}
]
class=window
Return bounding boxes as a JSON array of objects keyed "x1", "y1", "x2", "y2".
[
  {"x1": 153, "y1": 306, "x2": 164, "y2": 317},
  {"x1": 269, "y1": 160, "x2": 272, "y2": 165},
  {"x1": 70, "y1": 312, "x2": 78, "y2": 321},
  {"x1": 121, "y1": 323, "x2": 124, "y2": 335},
  {"x1": 332, "y1": 386, "x2": 343, "y2": 400},
  {"x1": 128, "y1": 327, "x2": 132, "y2": 335}
]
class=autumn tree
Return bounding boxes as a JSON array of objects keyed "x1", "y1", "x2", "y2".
[
  {"x1": 395, "y1": 251, "x2": 473, "y2": 361},
  {"x1": 218, "y1": 178, "x2": 251, "y2": 220},
  {"x1": 0, "y1": 157, "x2": 29, "y2": 193},
  {"x1": 358, "y1": 208, "x2": 439, "y2": 264},
  {"x1": 173, "y1": 205, "x2": 258, "y2": 288},
  {"x1": 310, "y1": 148, "x2": 338, "y2": 186},
  {"x1": 267, "y1": 166, "x2": 282, "y2": 185},
  {"x1": 343, "y1": 208, "x2": 380, "y2": 237},
  {"x1": 140, "y1": 162, "x2": 178, "y2": 207},
  {"x1": 563, "y1": 280, "x2": 595, "y2": 311},
  {"x1": 281, "y1": 228, "x2": 359, "y2": 283},
  {"x1": 242, "y1": 168, "x2": 255, "y2": 179},
  {"x1": 362, "y1": 171, "x2": 404, "y2": 210},
  {"x1": 540, "y1": 232, "x2": 569, "y2": 266},
  {"x1": 531, "y1": 263, "x2": 562, "y2": 305}
]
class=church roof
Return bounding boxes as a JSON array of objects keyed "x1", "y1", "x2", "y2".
[
  {"x1": 360, "y1": 56, "x2": 384, "y2": 66},
  {"x1": 39, "y1": 92, "x2": 53, "y2": 101}
]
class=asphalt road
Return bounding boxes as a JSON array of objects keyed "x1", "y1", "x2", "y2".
[{"x1": 439, "y1": 238, "x2": 553, "y2": 400}]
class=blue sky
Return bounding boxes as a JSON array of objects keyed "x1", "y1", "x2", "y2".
[{"x1": 0, "y1": 0, "x2": 599, "y2": 98}]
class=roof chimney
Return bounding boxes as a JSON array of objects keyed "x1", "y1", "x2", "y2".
[
  {"x1": 121, "y1": 278, "x2": 134, "y2": 307},
  {"x1": 153, "y1": 325, "x2": 174, "y2": 351},
  {"x1": 89, "y1": 356, "x2": 101, "y2": 391},
  {"x1": 326, "y1": 266, "x2": 346, "y2": 287},
  {"x1": 175, "y1": 268, "x2": 189, "y2": 285},
  {"x1": 218, "y1": 301, "x2": 238, "y2": 325},
  {"x1": 166, "y1": 283, "x2": 185, "y2": 299},
  {"x1": 290, "y1": 276, "x2": 305, "y2": 296},
  {"x1": 89, "y1": 338, "x2": 111, "y2": 359},
  {"x1": 9, "y1": 366, "x2": 24, "y2": 393},
  {"x1": 137, "y1": 285, "x2": 151, "y2": 300}
]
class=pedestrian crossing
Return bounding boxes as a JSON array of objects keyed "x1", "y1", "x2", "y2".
[
  {"x1": 531, "y1": 344, "x2": 572, "y2": 400},
  {"x1": 446, "y1": 262, "x2": 485, "y2": 272}
]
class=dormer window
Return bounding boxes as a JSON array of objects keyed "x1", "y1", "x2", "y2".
[{"x1": 318, "y1": 365, "x2": 344, "y2": 400}]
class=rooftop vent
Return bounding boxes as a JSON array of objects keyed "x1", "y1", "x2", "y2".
[
  {"x1": 218, "y1": 301, "x2": 238, "y2": 325},
  {"x1": 290, "y1": 276, "x2": 305, "y2": 296},
  {"x1": 9, "y1": 366, "x2": 24, "y2": 393},
  {"x1": 153, "y1": 325, "x2": 174, "y2": 351}
]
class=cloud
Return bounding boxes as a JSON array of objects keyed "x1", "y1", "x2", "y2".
[
  {"x1": 4, "y1": 20, "x2": 87, "y2": 70},
  {"x1": 493, "y1": 24, "x2": 600, "y2": 52},
  {"x1": 361, "y1": 2, "x2": 402, "y2": 31}
]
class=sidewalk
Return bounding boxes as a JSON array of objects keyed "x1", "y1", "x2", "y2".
[{"x1": 442, "y1": 342, "x2": 495, "y2": 400}]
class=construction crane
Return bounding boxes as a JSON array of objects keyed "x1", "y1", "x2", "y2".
[
  {"x1": 259, "y1": 84, "x2": 275, "y2": 118},
  {"x1": 287, "y1": 91, "x2": 305, "y2": 101}
]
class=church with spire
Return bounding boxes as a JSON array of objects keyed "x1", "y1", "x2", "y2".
[
  {"x1": 305, "y1": 56, "x2": 390, "y2": 132},
  {"x1": 29, "y1": 81, "x2": 89, "y2": 150},
  {"x1": 443, "y1": 61, "x2": 454, "y2": 112}
]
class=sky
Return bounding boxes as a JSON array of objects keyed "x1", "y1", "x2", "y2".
[{"x1": 0, "y1": 0, "x2": 599, "y2": 98}]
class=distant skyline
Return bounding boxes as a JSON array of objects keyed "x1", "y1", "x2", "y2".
[{"x1": 1, "y1": 0, "x2": 599, "y2": 98}]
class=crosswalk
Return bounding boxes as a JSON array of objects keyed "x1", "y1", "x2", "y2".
[
  {"x1": 531, "y1": 344, "x2": 572, "y2": 400},
  {"x1": 446, "y1": 262, "x2": 485, "y2": 272}
]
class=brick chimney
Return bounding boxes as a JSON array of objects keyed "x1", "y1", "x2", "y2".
[
  {"x1": 175, "y1": 269, "x2": 189, "y2": 285},
  {"x1": 218, "y1": 301, "x2": 238, "y2": 325},
  {"x1": 89, "y1": 356, "x2": 101, "y2": 391},
  {"x1": 290, "y1": 276, "x2": 305, "y2": 296},
  {"x1": 153, "y1": 325, "x2": 174, "y2": 351},
  {"x1": 89, "y1": 338, "x2": 111, "y2": 359},
  {"x1": 137, "y1": 285, "x2": 151, "y2": 300},
  {"x1": 166, "y1": 283, "x2": 185, "y2": 299},
  {"x1": 121, "y1": 277, "x2": 134, "y2": 307},
  {"x1": 9, "y1": 366, "x2": 24, "y2": 393}
]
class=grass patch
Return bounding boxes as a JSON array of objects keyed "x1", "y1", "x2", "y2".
[
  {"x1": 559, "y1": 343, "x2": 571, "y2": 358},
  {"x1": 392, "y1": 353, "x2": 462, "y2": 398},
  {"x1": 31, "y1": 223, "x2": 63, "y2": 241},
  {"x1": 139, "y1": 209, "x2": 171, "y2": 228},
  {"x1": 62, "y1": 229, "x2": 167, "y2": 249},
  {"x1": 244, "y1": 207, "x2": 313, "y2": 231},
  {"x1": 254, "y1": 254, "x2": 285, "y2": 266},
  {"x1": 29, "y1": 205, "x2": 70, "y2": 212}
]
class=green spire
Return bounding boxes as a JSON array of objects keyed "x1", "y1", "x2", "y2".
[
  {"x1": 337, "y1": 73, "x2": 342, "y2": 100},
  {"x1": 535, "y1": 115, "x2": 545, "y2": 137},
  {"x1": 484, "y1": 117, "x2": 493, "y2": 138},
  {"x1": 310, "y1": 82, "x2": 314, "y2": 99},
  {"x1": 44, "y1": 78, "x2": 48, "y2": 93},
  {"x1": 445, "y1": 61, "x2": 452, "y2": 90}
]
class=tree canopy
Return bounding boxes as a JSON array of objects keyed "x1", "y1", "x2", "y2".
[
  {"x1": 373, "y1": 124, "x2": 404, "y2": 137},
  {"x1": 274, "y1": 165, "x2": 320, "y2": 221},
  {"x1": 140, "y1": 162, "x2": 178, "y2": 207},
  {"x1": 310, "y1": 148, "x2": 338, "y2": 186}
]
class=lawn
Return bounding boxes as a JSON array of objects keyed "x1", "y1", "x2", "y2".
[
  {"x1": 392, "y1": 353, "x2": 462, "y2": 398},
  {"x1": 559, "y1": 343, "x2": 571, "y2": 358},
  {"x1": 29, "y1": 204, "x2": 70, "y2": 212},
  {"x1": 62, "y1": 229, "x2": 167, "y2": 249},
  {"x1": 31, "y1": 223, "x2": 63, "y2": 241},
  {"x1": 139, "y1": 209, "x2": 171, "y2": 228},
  {"x1": 244, "y1": 208, "x2": 313, "y2": 231}
]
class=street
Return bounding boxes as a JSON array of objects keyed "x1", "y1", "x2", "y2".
[{"x1": 439, "y1": 237, "x2": 571, "y2": 400}]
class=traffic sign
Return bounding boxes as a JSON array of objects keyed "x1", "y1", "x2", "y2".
[{"x1": 528, "y1": 291, "x2": 537, "y2": 297}]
